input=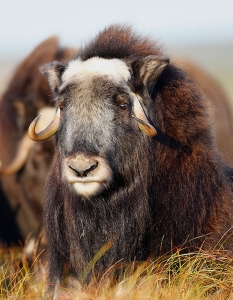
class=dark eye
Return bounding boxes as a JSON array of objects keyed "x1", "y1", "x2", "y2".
[
  {"x1": 58, "y1": 104, "x2": 64, "y2": 111},
  {"x1": 119, "y1": 103, "x2": 129, "y2": 110}
]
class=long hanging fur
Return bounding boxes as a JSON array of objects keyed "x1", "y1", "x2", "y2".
[{"x1": 44, "y1": 24, "x2": 233, "y2": 287}]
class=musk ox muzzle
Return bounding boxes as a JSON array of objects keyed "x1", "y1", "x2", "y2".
[{"x1": 63, "y1": 154, "x2": 113, "y2": 198}]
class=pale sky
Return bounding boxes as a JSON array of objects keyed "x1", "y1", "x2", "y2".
[{"x1": 0, "y1": 0, "x2": 233, "y2": 56}]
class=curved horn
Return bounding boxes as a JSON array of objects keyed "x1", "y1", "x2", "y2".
[
  {"x1": 28, "y1": 107, "x2": 60, "y2": 141},
  {"x1": 131, "y1": 93, "x2": 157, "y2": 137},
  {"x1": 0, "y1": 133, "x2": 35, "y2": 175},
  {"x1": 132, "y1": 115, "x2": 157, "y2": 137}
]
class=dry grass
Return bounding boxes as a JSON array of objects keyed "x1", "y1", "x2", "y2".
[
  {"x1": 1, "y1": 246, "x2": 233, "y2": 300},
  {"x1": 0, "y1": 245, "x2": 47, "y2": 299}
]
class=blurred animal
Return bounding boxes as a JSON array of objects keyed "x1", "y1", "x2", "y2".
[
  {"x1": 0, "y1": 37, "x2": 76, "y2": 244},
  {"x1": 180, "y1": 60, "x2": 233, "y2": 166},
  {"x1": 29, "y1": 25, "x2": 233, "y2": 290}
]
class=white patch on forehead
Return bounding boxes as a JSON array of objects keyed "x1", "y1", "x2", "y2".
[{"x1": 62, "y1": 57, "x2": 131, "y2": 86}]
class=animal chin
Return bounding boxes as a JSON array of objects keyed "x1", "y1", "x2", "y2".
[{"x1": 72, "y1": 181, "x2": 104, "y2": 198}]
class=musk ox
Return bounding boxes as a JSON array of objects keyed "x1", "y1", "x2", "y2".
[
  {"x1": 1, "y1": 33, "x2": 233, "y2": 249},
  {"x1": 0, "y1": 36, "x2": 75, "y2": 244},
  {"x1": 28, "y1": 24, "x2": 233, "y2": 289}
]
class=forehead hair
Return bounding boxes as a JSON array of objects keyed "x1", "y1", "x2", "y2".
[{"x1": 61, "y1": 57, "x2": 131, "y2": 89}]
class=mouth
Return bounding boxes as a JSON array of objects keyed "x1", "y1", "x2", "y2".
[
  {"x1": 66, "y1": 176, "x2": 107, "y2": 184},
  {"x1": 67, "y1": 177, "x2": 108, "y2": 198}
]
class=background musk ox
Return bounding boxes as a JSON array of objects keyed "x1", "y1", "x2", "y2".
[
  {"x1": 28, "y1": 24, "x2": 233, "y2": 289},
  {"x1": 0, "y1": 37, "x2": 75, "y2": 244},
  {"x1": 180, "y1": 59, "x2": 233, "y2": 167}
]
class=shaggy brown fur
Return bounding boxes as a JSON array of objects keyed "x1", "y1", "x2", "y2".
[
  {"x1": 41, "y1": 25, "x2": 233, "y2": 289},
  {"x1": 0, "y1": 37, "x2": 75, "y2": 243}
]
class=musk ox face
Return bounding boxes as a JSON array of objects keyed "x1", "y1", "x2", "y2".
[{"x1": 29, "y1": 56, "x2": 169, "y2": 198}]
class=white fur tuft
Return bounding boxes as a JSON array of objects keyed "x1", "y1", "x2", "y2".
[{"x1": 62, "y1": 57, "x2": 131, "y2": 86}]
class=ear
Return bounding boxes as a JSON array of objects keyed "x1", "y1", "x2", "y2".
[
  {"x1": 39, "y1": 62, "x2": 65, "y2": 95},
  {"x1": 137, "y1": 55, "x2": 169, "y2": 87}
]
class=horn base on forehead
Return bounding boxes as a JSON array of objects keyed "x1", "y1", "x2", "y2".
[
  {"x1": 61, "y1": 57, "x2": 131, "y2": 87},
  {"x1": 28, "y1": 107, "x2": 60, "y2": 141}
]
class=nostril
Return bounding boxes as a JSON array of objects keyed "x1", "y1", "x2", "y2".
[
  {"x1": 68, "y1": 164, "x2": 81, "y2": 177},
  {"x1": 68, "y1": 161, "x2": 98, "y2": 177},
  {"x1": 83, "y1": 162, "x2": 98, "y2": 176}
]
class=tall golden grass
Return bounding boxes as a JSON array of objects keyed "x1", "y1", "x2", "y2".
[{"x1": 1, "y1": 245, "x2": 233, "y2": 300}]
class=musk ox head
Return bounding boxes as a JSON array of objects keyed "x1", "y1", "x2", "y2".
[{"x1": 29, "y1": 55, "x2": 169, "y2": 198}]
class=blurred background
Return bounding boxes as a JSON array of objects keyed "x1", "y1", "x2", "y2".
[{"x1": 0, "y1": 0, "x2": 233, "y2": 103}]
